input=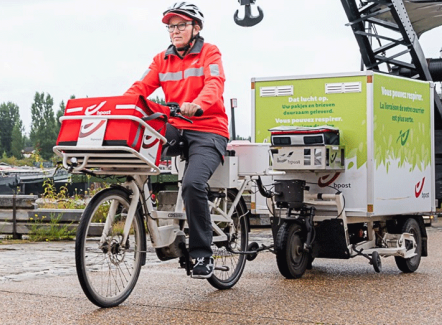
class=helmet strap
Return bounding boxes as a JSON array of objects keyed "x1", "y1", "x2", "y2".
[{"x1": 174, "y1": 24, "x2": 199, "y2": 57}]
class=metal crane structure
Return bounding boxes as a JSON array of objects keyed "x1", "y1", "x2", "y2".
[
  {"x1": 234, "y1": 0, "x2": 442, "y2": 201},
  {"x1": 340, "y1": 0, "x2": 442, "y2": 127}
]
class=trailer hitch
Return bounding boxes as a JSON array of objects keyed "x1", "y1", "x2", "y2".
[{"x1": 234, "y1": 0, "x2": 264, "y2": 27}]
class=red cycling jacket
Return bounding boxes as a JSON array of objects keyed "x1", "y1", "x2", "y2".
[{"x1": 124, "y1": 37, "x2": 229, "y2": 139}]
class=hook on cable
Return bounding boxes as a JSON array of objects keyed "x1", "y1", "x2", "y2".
[{"x1": 234, "y1": 0, "x2": 264, "y2": 27}]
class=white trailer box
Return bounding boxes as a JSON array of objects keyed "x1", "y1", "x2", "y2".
[{"x1": 251, "y1": 71, "x2": 435, "y2": 217}]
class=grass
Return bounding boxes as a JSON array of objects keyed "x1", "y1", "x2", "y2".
[
  {"x1": 29, "y1": 213, "x2": 76, "y2": 241},
  {"x1": 26, "y1": 178, "x2": 109, "y2": 242}
]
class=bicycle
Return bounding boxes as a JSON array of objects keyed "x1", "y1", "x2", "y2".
[{"x1": 54, "y1": 98, "x2": 260, "y2": 308}]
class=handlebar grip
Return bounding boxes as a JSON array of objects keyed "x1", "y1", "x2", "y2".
[{"x1": 194, "y1": 108, "x2": 204, "y2": 117}]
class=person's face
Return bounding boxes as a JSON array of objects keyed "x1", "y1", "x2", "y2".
[{"x1": 168, "y1": 16, "x2": 200, "y2": 49}]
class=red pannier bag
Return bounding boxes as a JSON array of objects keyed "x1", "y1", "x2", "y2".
[{"x1": 56, "y1": 95, "x2": 169, "y2": 166}]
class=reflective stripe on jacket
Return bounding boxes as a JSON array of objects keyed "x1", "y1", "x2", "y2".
[{"x1": 125, "y1": 37, "x2": 229, "y2": 139}]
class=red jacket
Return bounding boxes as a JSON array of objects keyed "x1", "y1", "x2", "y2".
[{"x1": 125, "y1": 37, "x2": 229, "y2": 139}]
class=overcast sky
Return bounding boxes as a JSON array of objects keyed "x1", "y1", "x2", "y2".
[{"x1": 1, "y1": 0, "x2": 442, "y2": 138}]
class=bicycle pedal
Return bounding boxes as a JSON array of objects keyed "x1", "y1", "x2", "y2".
[{"x1": 178, "y1": 256, "x2": 188, "y2": 268}]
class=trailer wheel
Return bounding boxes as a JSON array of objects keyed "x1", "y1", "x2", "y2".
[
  {"x1": 394, "y1": 218, "x2": 422, "y2": 273},
  {"x1": 371, "y1": 251, "x2": 382, "y2": 273},
  {"x1": 275, "y1": 222, "x2": 309, "y2": 279}
]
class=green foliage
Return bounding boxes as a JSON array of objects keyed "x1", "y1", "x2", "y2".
[
  {"x1": 30, "y1": 92, "x2": 57, "y2": 160},
  {"x1": 0, "y1": 102, "x2": 22, "y2": 157},
  {"x1": 29, "y1": 213, "x2": 75, "y2": 241},
  {"x1": 40, "y1": 178, "x2": 75, "y2": 209},
  {"x1": 56, "y1": 101, "x2": 65, "y2": 131},
  {"x1": 11, "y1": 122, "x2": 24, "y2": 159},
  {"x1": 39, "y1": 177, "x2": 109, "y2": 209},
  {"x1": 149, "y1": 96, "x2": 166, "y2": 105},
  {"x1": 233, "y1": 135, "x2": 252, "y2": 141},
  {"x1": 0, "y1": 152, "x2": 40, "y2": 167},
  {"x1": 56, "y1": 96, "x2": 75, "y2": 131},
  {"x1": 23, "y1": 135, "x2": 32, "y2": 148},
  {"x1": 28, "y1": 177, "x2": 111, "y2": 241}
]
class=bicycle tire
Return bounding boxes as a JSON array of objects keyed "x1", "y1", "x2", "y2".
[
  {"x1": 207, "y1": 189, "x2": 249, "y2": 290},
  {"x1": 75, "y1": 187, "x2": 144, "y2": 308}
]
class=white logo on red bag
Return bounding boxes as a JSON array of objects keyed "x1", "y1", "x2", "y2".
[
  {"x1": 85, "y1": 101, "x2": 107, "y2": 115},
  {"x1": 142, "y1": 135, "x2": 160, "y2": 149},
  {"x1": 79, "y1": 101, "x2": 108, "y2": 138},
  {"x1": 79, "y1": 120, "x2": 106, "y2": 138}
]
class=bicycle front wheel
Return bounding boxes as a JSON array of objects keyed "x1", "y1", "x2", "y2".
[
  {"x1": 75, "y1": 187, "x2": 144, "y2": 308},
  {"x1": 208, "y1": 189, "x2": 249, "y2": 290}
]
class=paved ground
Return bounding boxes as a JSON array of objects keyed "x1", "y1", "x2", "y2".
[{"x1": 0, "y1": 221, "x2": 441, "y2": 325}]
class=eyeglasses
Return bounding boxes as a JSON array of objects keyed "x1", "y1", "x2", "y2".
[{"x1": 166, "y1": 22, "x2": 193, "y2": 33}]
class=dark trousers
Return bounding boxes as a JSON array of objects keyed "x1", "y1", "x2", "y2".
[{"x1": 164, "y1": 126, "x2": 228, "y2": 259}]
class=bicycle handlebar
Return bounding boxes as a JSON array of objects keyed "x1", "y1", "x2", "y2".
[
  {"x1": 194, "y1": 108, "x2": 204, "y2": 117},
  {"x1": 166, "y1": 102, "x2": 203, "y2": 123}
]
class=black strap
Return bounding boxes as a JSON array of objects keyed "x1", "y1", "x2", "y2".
[{"x1": 142, "y1": 112, "x2": 168, "y2": 122}]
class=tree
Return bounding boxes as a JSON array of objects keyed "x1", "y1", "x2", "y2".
[
  {"x1": 149, "y1": 96, "x2": 166, "y2": 105},
  {"x1": 30, "y1": 92, "x2": 57, "y2": 160},
  {"x1": 23, "y1": 134, "x2": 32, "y2": 148},
  {"x1": 56, "y1": 95, "x2": 75, "y2": 132},
  {"x1": 57, "y1": 101, "x2": 65, "y2": 131},
  {"x1": 11, "y1": 120, "x2": 24, "y2": 159},
  {"x1": 0, "y1": 102, "x2": 21, "y2": 157}
]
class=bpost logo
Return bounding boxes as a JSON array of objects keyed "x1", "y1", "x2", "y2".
[
  {"x1": 79, "y1": 101, "x2": 107, "y2": 138},
  {"x1": 275, "y1": 151, "x2": 293, "y2": 164},
  {"x1": 84, "y1": 101, "x2": 106, "y2": 115},
  {"x1": 142, "y1": 134, "x2": 160, "y2": 149},
  {"x1": 318, "y1": 172, "x2": 341, "y2": 187},
  {"x1": 396, "y1": 129, "x2": 410, "y2": 146},
  {"x1": 415, "y1": 177, "x2": 429, "y2": 199},
  {"x1": 318, "y1": 172, "x2": 351, "y2": 190}
]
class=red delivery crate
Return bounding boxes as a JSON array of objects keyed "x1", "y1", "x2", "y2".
[{"x1": 56, "y1": 95, "x2": 169, "y2": 165}]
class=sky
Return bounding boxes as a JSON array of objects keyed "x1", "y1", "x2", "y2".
[{"x1": 1, "y1": 0, "x2": 442, "y2": 138}]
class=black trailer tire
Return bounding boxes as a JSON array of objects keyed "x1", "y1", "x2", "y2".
[
  {"x1": 372, "y1": 251, "x2": 382, "y2": 273},
  {"x1": 275, "y1": 222, "x2": 309, "y2": 279},
  {"x1": 394, "y1": 218, "x2": 422, "y2": 273}
]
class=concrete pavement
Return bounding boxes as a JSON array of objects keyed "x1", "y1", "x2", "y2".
[{"x1": 0, "y1": 224, "x2": 441, "y2": 324}]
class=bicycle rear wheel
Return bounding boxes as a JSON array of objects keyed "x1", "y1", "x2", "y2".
[
  {"x1": 75, "y1": 187, "x2": 145, "y2": 308},
  {"x1": 208, "y1": 189, "x2": 249, "y2": 290}
]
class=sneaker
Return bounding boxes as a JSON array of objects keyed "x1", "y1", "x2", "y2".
[{"x1": 191, "y1": 257, "x2": 214, "y2": 279}]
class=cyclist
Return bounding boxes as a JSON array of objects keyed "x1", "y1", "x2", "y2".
[{"x1": 124, "y1": 2, "x2": 229, "y2": 279}]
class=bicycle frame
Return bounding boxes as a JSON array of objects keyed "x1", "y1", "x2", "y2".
[
  {"x1": 54, "y1": 113, "x2": 270, "y2": 256},
  {"x1": 102, "y1": 172, "x2": 255, "y2": 251},
  {"x1": 147, "y1": 174, "x2": 254, "y2": 249}
]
